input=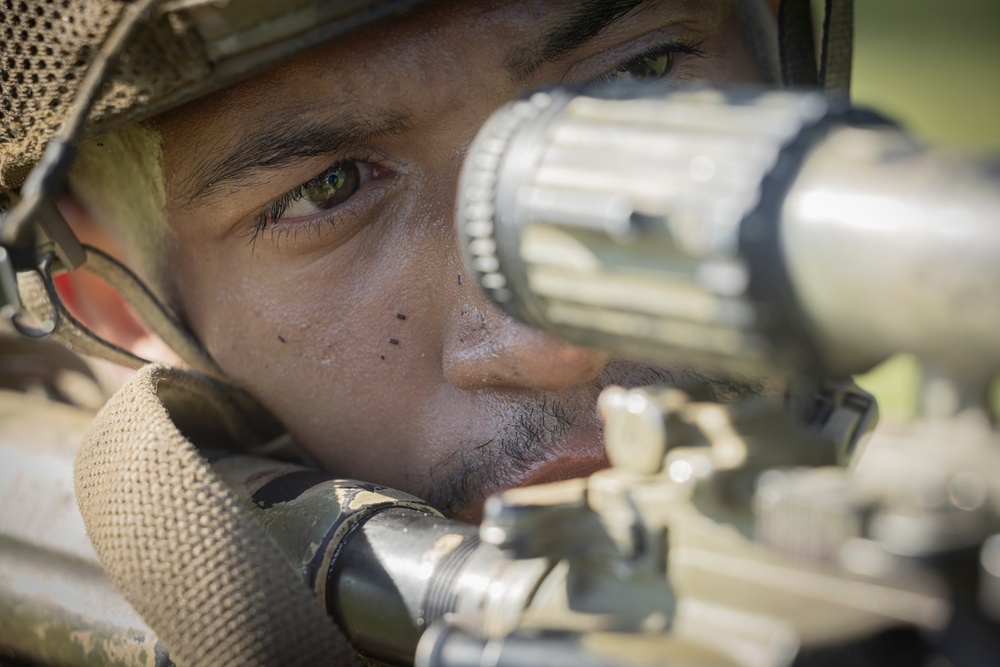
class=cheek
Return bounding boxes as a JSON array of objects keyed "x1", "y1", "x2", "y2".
[{"x1": 170, "y1": 214, "x2": 464, "y2": 481}]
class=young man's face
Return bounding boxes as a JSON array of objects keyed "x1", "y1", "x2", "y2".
[{"x1": 144, "y1": 0, "x2": 776, "y2": 520}]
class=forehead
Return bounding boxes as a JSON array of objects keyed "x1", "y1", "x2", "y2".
[
  {"x1": 160, "y1": 0, "x2": 731, "y2": 134},
  {"x1": 157, "y1": 0, "x2": 769, "y2": 208}
]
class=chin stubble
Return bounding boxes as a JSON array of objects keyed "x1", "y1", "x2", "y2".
[
  {"x1": 409, "y1": 396, "x2": 573, "y2": 516},
  {"x1": 410, "y1": 363, "x2": 763, "y2": 518}
]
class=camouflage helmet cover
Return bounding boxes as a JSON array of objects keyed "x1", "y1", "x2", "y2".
[{"x1": 0, "y1": 0, "x2": 430, "y2": 192}]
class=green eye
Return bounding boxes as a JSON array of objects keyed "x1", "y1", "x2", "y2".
[
  {"x1": 303, "y1": 162, "x2": 361, "y2": 209},
  {"x1": 598, "y1": 41, "x2": 704, "y2": 85},
  {"x1": 624, "y1": 52, "x2": 673, "y2": 79}
]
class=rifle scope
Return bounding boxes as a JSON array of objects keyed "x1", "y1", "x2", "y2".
[{"x1": 456, "y1": 86, "x2": 1000, "y2": 393}]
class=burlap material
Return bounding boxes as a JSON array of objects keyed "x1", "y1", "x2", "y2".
[{"x1": 74, "y1": 364, "x2": 360, "y2": 666}]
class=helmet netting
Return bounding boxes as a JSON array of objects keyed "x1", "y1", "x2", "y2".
[{"x1": 0, "y1": 0, "x2": 209, "y2": 190}]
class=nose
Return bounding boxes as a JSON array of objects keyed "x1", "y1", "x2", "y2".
[
  {"x1": 442, "y1": 293, "x2": 610, "y2": 392},
  {"x1": 437, "y1": 117, "x2": 607, "y2": 393}
]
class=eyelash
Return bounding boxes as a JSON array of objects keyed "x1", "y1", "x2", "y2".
[
  {"x1": 596, "y1": 38, "x2": 708, "y2": 83},
  {"x1": 247, "y1": 151, "x2": 385, "y2": 249}
]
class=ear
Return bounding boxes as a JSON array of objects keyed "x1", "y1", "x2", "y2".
[{"x1": 55, "y1": 195, "x2": 181, "y2": 366}]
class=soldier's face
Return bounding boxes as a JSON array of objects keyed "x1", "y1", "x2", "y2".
[{"x1": 155, "y1": 0, "x2": 776, "y2": 521}]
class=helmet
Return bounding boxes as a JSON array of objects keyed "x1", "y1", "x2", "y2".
[{"x1": 0, "y1": 0, "x2": 437, "y2": 190}]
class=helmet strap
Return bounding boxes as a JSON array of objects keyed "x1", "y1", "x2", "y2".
[
  {"x1": 780, "y1": 0, "x2": 854, "y2": 99},
  {"x1": 17, "y1": 246, "x2": 224, "y2": 380}
]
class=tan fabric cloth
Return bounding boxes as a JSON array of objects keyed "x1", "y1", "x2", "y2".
[{"x1": 75, "y1": 364, "x2": 360, "y2": 666}]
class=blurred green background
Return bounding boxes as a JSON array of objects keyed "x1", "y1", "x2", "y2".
[
  {"x1": 845, "y1": 0, "x2": 1000, "y2": 420},
  {"x1": 852, "y1": 0, "x2": 1000, "y2": 152}
]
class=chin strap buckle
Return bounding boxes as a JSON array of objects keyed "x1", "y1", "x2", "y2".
[
  {"x1": 0, "y1": 245, "x2": 56, "y2": 339},
  {"x1": 0, "y1": 245, "x2": 23, "y2": 321}
]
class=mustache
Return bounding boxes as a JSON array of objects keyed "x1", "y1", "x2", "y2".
[
  {"x1": 409, "y1": 396, "x2": 574, "y2": 517},
  {"x1": 409, "y1": 362, "x2": 763, "y2": 518}
]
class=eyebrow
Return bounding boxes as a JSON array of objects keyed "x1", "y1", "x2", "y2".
[
  {"x1": 503, "y1": 0, "x2": 651, "y2": 84},
  {"x1": 179, "y1": 110, "x2": 412, "y2": 206}
]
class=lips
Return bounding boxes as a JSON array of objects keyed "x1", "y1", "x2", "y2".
[
  {"x1": 518, "y1": 449, "x2": 610, "y2": 488},
  {"x1": 453, "y1": 420, "x2": 610, "y2": 523}
]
